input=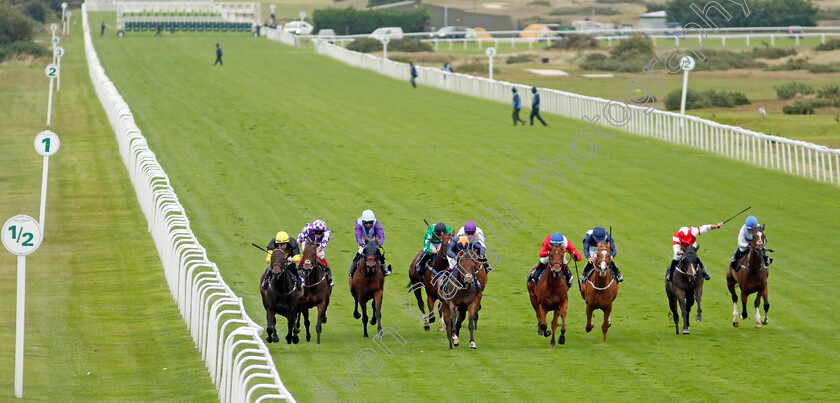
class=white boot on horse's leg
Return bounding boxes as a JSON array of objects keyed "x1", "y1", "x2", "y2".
[
  {"x1": 469, "y1": 341, "x2": 477, "y2": 349},
  {"x1": 452, "y1": 335, "x2": 459, "y2": 346},
  {"x1": 732, "y1": 303, "x2": 740, "y2": 327},
  {"x1": 755, "y1": 307, "x2": 762, "y2": 328}
]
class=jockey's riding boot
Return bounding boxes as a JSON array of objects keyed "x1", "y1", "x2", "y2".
[
  {"x1": 474, "y1": 277, "x2": 482, "y2": 291},
  {"x1": 416, "y1": 253, "x2": 429, "y2": 277},
  {"x1": 700, "y1": 263, "x2": 710, "y2": 280},
  {"x1": 484, "y1": 262, "x2": 493, "y2": 273},
  {"x1": 349, "y1": 253, "x2": 361, "y2": 278},
  {"x1": 530, "y1": 262, "x2": 546, "y2": 283},
  {"x1": 261, "y1": 267, "x2": 271, "y2": 289},
  {"x1": 384, "y1": 264, "x2": 392, "y2": 276},
  {"x1": 765, "y1": 256, "x2": 773, "y2": 267},
  {"x1": 325, "y1": 266, "x2": 334, "y2": 286},
  {"x1": 563, "y1": 268, "x2": 573, "y2": 288},
  {"x1": 666, "y1": 259, "x2": 678, "y2": 282},
  {"x1": 611, "y1": 262, "x2": 623, "y2": 282}
]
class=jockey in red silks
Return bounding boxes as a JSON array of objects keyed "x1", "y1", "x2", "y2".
[
  {"x1": 666, "y1": 222, "x2": 722, "y2": 282},
  {"x1": 528, "y1": 232, "x2": 581, "y2": 288}
]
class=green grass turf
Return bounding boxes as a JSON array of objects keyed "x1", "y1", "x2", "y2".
[
  {"x1": 88, "y1": 27, "x2": 840, "y2": 401},
  {"x1": 0, "y1": 28, "x2": 218, "y2": 400}
]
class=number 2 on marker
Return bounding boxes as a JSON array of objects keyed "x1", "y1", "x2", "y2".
[{"x1": 49, "y1": 68, "x2": 56, "y2": 77}]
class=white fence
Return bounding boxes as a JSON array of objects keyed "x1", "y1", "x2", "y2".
[
  {"x1": 305, "y1": 40, "x2": 840, "y2": 186},
  {"x1": 81, "y1": 5, "x2": 296, "y2": 402}
]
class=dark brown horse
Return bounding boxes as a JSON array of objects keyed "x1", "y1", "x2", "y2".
[
  {"x1": 527, "y1": 244, "x2": 569, "y2": 348},
  {"x1": 295, "y1": 240, "x2": 332, "y2": 344},
  {"x1": 407, "y1": 250, "x2": 432, "y2": 331},
  {"x1": 260, "y1": 248, "x2": 303, "y2": 344},
  {"x1": 665, "y1": 246, "x2": 704, "y2": 335},
  {"x1": 417, "y1": 233, "x2": 452, "y2": 332},
  {"x1": 727, "y1": 225, "x2": 770, "y2": 328},
  {"x1": 581, "y1": 242, "x2": 619, "y2": 342},
  {"x1": 350, "y1": 239, "x2": 385, "y2": 337},
  {"x1": 439, "y1": 250, "x2": 483, "y2": 349}
]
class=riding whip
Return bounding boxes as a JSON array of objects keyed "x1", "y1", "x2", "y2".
[
  {"x1": 721, "y1": 206, "x2": 751, "y2": 226},
  {"x1": 573, "y1": 259, "x2": 581, "y2": 292},
  {"x1": 251, "y1": 243, "x2": 268, "y2": 253},
  {"x1": 423, "y1": 219, "x2": 430, "y2": 228}
]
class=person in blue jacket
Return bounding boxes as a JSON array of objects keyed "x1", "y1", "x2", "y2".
[
  {"x1": 410, "y1": 62, "x2": 418, "y2": 88},
  {"x1": 579, "y1": 226, "x2": 623, "y2": 284},
  {"x1": 530, "y1": 87, "x2": 547, "y2": 126},
  {"x1": 512, "y1": 88, "x2": 526, "y2": 126}
]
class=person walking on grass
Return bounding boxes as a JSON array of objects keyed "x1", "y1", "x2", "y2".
[
  {"x1": 410, "y1": 62, "x2": 418, "y2": 88},
  {"x1": 512, "y1": 88, "x2": 526, "y2": 126},
  {"x1": 530, "y1": 87, "x2": 547, "y2": 126},
  {"x1": 214, "y1": 43, "x2": 223, "y2": 66}
]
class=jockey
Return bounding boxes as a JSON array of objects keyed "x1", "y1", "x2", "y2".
[
  {"x1": 456, "y1": 221, "x2": 493, "y2": 273},
  {"x1": 580, "y1": 226, "x2": 623, "y2": 283},
  {"x1": 447, "y1": 233, "x2": 485, "y2": 291},
  {"x1": 666, "y1": 222, "x2": 723, "y2": 281},
  {"x1": 528, "y1": 232, "x2": 581, "y2": 288},
  {"x1": 729, "y1": 215, "x2": 772, "y2": 271},
  {"x1": 416, "y1": 222, "x2": 452, "y2": 277},
  {"x1": 262, "y1": 231, "x2": 302, "y2": 289},
  {"x1": 349, "y1": 209, "x2": 391, "y2": 278},
  {"x1": 297, "y1": 219, "x2": 334, "y2": 286}
]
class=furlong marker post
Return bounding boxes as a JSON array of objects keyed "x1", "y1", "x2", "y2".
[
  {"x1": 34, "y1": 130, "x2": 60, "y2": 230},
  {"x1": 486, "y1": 47, "x2": 496, "y2": 81},
  {"x1": 54, "y1": 47, "x2": 64, "y2": 92},
  {"x1": 45, "y1": 64, "x2": 58, "y2": 128}
]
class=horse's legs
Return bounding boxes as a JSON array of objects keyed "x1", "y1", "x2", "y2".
[
  {"x1": 426, "y1": 293, "x2": 436, "y2": 324},
  {"x1": 761, "y1": 286, "x2": 770, "y2": 325},
  {"x1": 695, "y1": 288, "x2": 703, "y2": 322},
  {"x1": 448, "y1": 305, "x2": 458, "y2": 349},
  {"x1": 316, "y1": 302, "x2": 327, "y2": 344},
  {"x1": 361, "y1": 298, "x2": 369, "y2": 338},
  {"x1": 414, "y1": 285, "x2": 429, "y2": 331},
  {"x1": 455, "y1": 307, "x2": 467, "y2": 339},
  {"x1": 537, "y1": 304, "x2": 548, "y2": 337},
  {"x1": 468, "y1": 307, "x2": 477, "y2": 349},
  {"x1": 558, "y1": 299, "x2": 568, "y2": 345},
  {"x1": 302, "y1": 309, "x2": 311, "y2": 342},
  {"x1": 353, "y1": 298, "x2": 361, "y2": 320},
  {"x1": 374, "y1": 290, "x2": 383, "y2": 334},
  {"x1": 678, "y1": 298, "x2": 690, "y2": 334},
  {"x1": 602, "y1": 305, "x2": 612, "y2": 343},
  {"x1": 370, "y1": 299, "x2": 377, "y2": 325},
  {"x1": 550, "y1": 309, "x2": 560, "y2": 348},
  {"x1": 754, "y1": 292, "x2": 763, "y2": 328},
  {"x1": 265, "y1": 309, "x2": 278, "y2": 343},
  {"x1": 585, "y1": 303, "x2": 594, "y2": 333},
  {"x1": 727, "y1": 270, "x2": 740, "y2": 327},
  {"x1": 740, "y1": 287, "x2": 750, "y2": 319}
]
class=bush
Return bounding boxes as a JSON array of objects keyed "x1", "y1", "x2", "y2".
[
  {"x1": 817, "y1": 84, "x2": 840, "y2": 99},
  {"x1": 312, "y1": 7, "x2": 429, "y2": 36},
  {"x1": 389, "y1": 38, "x2": 432, "y2": 52},
  {"x1": 806, "y1": 63, "x2": 840, "y2": 73},
  {"x1": 693, "y1": 49, "x2": 766, "y2": 71},
  {"x1": 816, "y1": 8, "x2": 840, "y2": 21},
  {"x1": 751, "y1": 45, "x2": 796, "y2": 59},
  {"x1": 528, "y1": 0, "x2": 551, "y2": 5},
  {"x1": 346, "y1": 37, "x2": 382, "y2": 53},
  {"x1": 23, "y1": 1, "x2": 49, "y2": 23},
  {"x1": 506, "y1": 54, "x2": 536, "y2": 64},
  {"x1": 783, "y1": 101, "x2": 814, "y2": 114},
  {"x1": 816, "y1": 39, "x2": 840, "y2": 51},
  {"x1": 457, "y1": 61, "x2": 499, "y2": 74},
  {"x1": 664, "y1": 89, "x2": 751, "y2": 110},
  {"x1": 0, "y1": 40, "x2": 50, "y2": 62},
  {"x1": 766, "y1": 57, "x2": 810, "y2": 71},
  {"x1": 665, "y1": 0, "x2": 817, "y2": 27},
  {"x1": 610, "y1": 34, "x2": 653, "y2": 59},
  {"x1": 580, "y1": 52, "x2": 654, "y2": 72},
  {"x1": 546, "y1": 34, "x2": 598, "y2": 50},
  {"x1": 775, "y1": 82, "x2": 815, "y2": 99},
  {"x1": 0, "y1": 2, "x2": 38, "y2": 45}
]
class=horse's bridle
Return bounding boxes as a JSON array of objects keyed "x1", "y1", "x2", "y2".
[
  {"x1": 744, "y1": 228, "x2": 768, "y2": 273},
  {"x1": 548, "y1": 245, "x2": 566, "y2": 277},
  {"x1": 362, "y1": 242, "x2": 380, "y2": 277}
]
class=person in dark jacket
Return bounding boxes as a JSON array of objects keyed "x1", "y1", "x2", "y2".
[
  {"x1": 579, "y1": 226, "x2": 623, "y2": 284},
  {"x1": 530, "y1": 87, "x2": 547, "y2": 126},
  {"x1": 101, "y1": 21, "x2": 106, "y2": 36},
  {"x1": 409, "y1": 62, "x2": 418, "y2": 88},
  {"x1": 512, "y1": 88, "x2": 526, "y2": 126},
  {"x1": 262, "y1": 231, "x2": 303, "y2": 289},
  {"x1": 214, "y1": 43, "x2": 223, "y2": 65}
]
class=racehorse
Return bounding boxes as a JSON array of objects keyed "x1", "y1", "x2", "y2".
[
  {"x1": 419, "y1": 233, "x2": 452, "y2": 332},
  {"x1": 527, "y1": 243, "x2": 569, "y2": 348},
  {"x1": 665, "y1": 246, "x2": 704, "y2": 335},
  {"x1": 408, "y1": 251, "x2": 431, "y2": 331},
  {"x1": 260, "y1": 248, "x2": 303, "y2": 344},
  {"x1": 439, "y1": 250, "x2": 483, "y2": 349},
  {"x1": 295, "y1": 239, "x2": 332, "y2": 344},
  {"x1": 350, "y1": 239, "x2": 386, "y2": 337},
  {"x1": 727, "y1": 225, "x2": 771, "y2": 328},
  {"x1": 581, "y1": 242, "x2": 618, "y2": 342}
]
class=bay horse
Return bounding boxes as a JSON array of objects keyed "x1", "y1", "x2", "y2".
[
  {"x1": 581, "y1": 242, "x2": 618, "y2": 342},
  {"x1": 727, "y1": 225, "x2": 770, "y2": 328},
  {"x1": 665, "y1": 246, "x2": 704, "y2": 335},
  {"x1": 439, "y1": 250, "x2": 483, "y2": 349},
  {"x1": 350, "y1": 239, "x2": 385, "y2": 337},
  {"x1": 408, "y1": 250, "x2": 431, "y2": 331},
  {"x1": 295, "y1": 239, "x2": 332, "y2": 344},
  {"x1": 527, "y1": 243, "x2": 569, "y2": 348},
  {"x1": 417, "y1": 233, "x2": 452, "y2": 332},
  {"x1": 260, "y1": 248, "x2": 303, "y2": 344}
]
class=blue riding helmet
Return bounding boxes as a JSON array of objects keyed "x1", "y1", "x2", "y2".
[
  {"x1": 550, "y1": 232, "x2": 565, "y2": 245},
  {"x1": 592, "y1": 226, "x2": 607, "y2": 242},
  {"x1": 745, "y1": 215, "x2": 758, "y2": 229}
]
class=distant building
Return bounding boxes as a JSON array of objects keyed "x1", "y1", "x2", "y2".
[{"x1": 639, "y1": 10, "x2": 667, "y2": 31}]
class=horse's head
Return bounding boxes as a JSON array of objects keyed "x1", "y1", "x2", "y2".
[
  {"x1": 749, "y1": 225, "x2": 767, "y2": 251},
  {"x1": 362, "y1": 239, "x2": 381, "y2": 276},
  {"x1": 595, "y1": 241, "x2": 612, "y2": 278},
  {"x1": 300, "y1": 239, "x2": 321, "y2": 276},
  {"x1": 680, "y1": 246, "x2": 701, "y2": 282},
  {"x1": 270, "y1": 248, "x2": 288, "y2": 275},
  {"x1": 455, "y1": 250, "x2": 480, "y2": 287},
  {"x1": 548, "y1": 244, "x2": 567, "y2": 278},
  {"x1": 439, "y1": 232, "x2": 453, "y2": 248}
]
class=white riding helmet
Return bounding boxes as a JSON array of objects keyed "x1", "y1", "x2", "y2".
[{"x1": 361, "y1": 209, "x2": 376, "y2": 222}]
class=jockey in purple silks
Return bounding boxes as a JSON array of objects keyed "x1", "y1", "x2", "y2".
[
  {"x1": 349, "y1": 210, "x2": 391, "y2": 278},
  {"x1": 297, "y1": 219, "x2": 334, "y2": 286}
]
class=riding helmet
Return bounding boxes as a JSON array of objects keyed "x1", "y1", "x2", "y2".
[
  {"x1": 550, "y1": 232, "x2": 565, "y2": 245},
  {"x1": 745, "y1": 215, "x2": 758, "y2": 229},
  {"x1": 275, "y1": 231, "x2": 290, "y2": 243},
  {"x1": 434, "y1": 222, "x2": 447, "y2": 235},
  {"x1": 592, "y1": 226, "x2": 607, "y2": 242},
  {"x1": 464, "y1": 221, "x2": 477, "y2": 232},
  {"x1": 361, "y1": 209, "x2": 376, "y2": 223},
  {"x1": 312, "y1": 220, "x2": 327, "y2": 231}
]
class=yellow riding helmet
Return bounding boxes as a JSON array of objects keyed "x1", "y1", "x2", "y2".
[{"x1": 275, "y1": 231, "x2": 290, "y2": 243}]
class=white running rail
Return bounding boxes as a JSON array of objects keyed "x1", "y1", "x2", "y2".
[
  {"x1": 81, "y1": 5, "x2": 296, "y2": 402},
  {"x1": 303, "y1": 40, "x2": 840, "y2": 186}
]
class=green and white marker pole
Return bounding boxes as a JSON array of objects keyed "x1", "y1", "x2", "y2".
[
  {"x1": 61, "y1": 2, "x2": 67, "y2": 36},
  {"x1": 381, "y1": 36, "x2": 390, "y2": 60},
  {"x1": 50, "y1": 36, "x2": 59, "y2": 65},
  {"x1": 49, "y1": 24, "x2": 57, "y2": 44},
  {"x1": 45, "y1": 64, "x2": 58, "y2": 128},
  {"x1": 486, "y1": 47, "x2": 496, "y2": 80},
  {"x1": 299, "y1": 11, "x2": 306, "y2": 23},
  {"x1": 3, "y1": 215, "x2": 43, "y2": 399},
  {"x1": 34, "y1": 130, "x2": 60, "y2": 229},
  {"x1": 679, "y1": 55, "x2": 695, "y2": 117},
  {"x1": 65, "y1": 11, "x2": 72, "y2": 36},
  {"x1": 54, "y1": 47, "x2": 64, "y2": 92}
]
